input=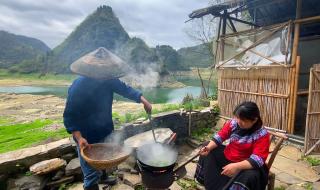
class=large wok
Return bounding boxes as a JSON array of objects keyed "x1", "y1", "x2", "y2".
[{"x1": 136, "y1": 142, "x2": 178, "y2": 189}]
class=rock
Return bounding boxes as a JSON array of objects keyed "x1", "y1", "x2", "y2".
[
  {"x1": 67, "y1": 182, "x2": 106, "y2": 190},
  {"x1": 46, "y1": 176, "x2": 74, "y2": 188},
  {"x1": 276, "y1": 172, "x2": 304, "y2": 185},
  {"x1": 61, "y1": 152, "x2": 77, "y2": 162},
  {"x1": 51, "y1": 170, "x2": 65, "y2": 181},
  {"x1": 185, "y1": 162, "x2": 197, "y2": 179},
  {"x1": 130, "y1": 169, "x2": 139, "y2": 175},
  {"x1": 312, "y1": 165, "x2": 320, "y2": 174},
  {"x1": 123, "y1": 173, "x2": 141, "y2": 187},
  {"x1": 186, "y1": 138, "x2": 202, "y2": 148},
  {"x1": 274, "y1": 179, "x2": 289, "y2": 189},
  {"x1": 286, "y1": 183, "x2": 309, "y2": 190},
  {"x1": 170, "y1": 181, "x2": 181, "y2": 190},
  {"x1": 111, "y1": 184, "x2": 134, "y2": 190},
  {"x1": 7, "y1": 175, "x2": 47, "y2": 190},
  {"x1": 134, "y1": 117, "x2": 146, "y2": 124},
  {"x1": 124, "y1": 128, "x2": 173, "y2": 149},
  {"x1": 0, "y1": 138, "x2": 75, "y2": 175},
  {"x1": 313, "y1": 182, "x2": 320, "y2": 190},
  {"x1": 30, "y1": 158, "x2": 66, "y2": 175},
  {"x1": 0, "y1": 174, "x2": 8, "y2": 182},
  {"x1": 271, "y1": 154, "x2": 319, "y2": 182},
  {"x1": 65, "y1": 158, "x2": 82, "y2": 176},
  {"x1": 117, "y1": 162, "x2": 131, "y2": 172}
]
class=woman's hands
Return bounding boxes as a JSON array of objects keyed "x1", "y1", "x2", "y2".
[
  {"x1": 221, "y1": 163, "x2": 240, "y2": 177},
  {"x1": 199, "y1": 140, "x2": 218, "y2": 156},
  {"x1": 199, "y1": 146, "x2": 210, "y2": 156},
  {"x1": 221, "y1": 160, "x2": 253, "y2": 177}
]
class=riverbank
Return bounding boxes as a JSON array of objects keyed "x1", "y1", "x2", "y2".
[
  {"x1": 0, "y1": 70, "x2": 187, "y2": 88},
  {"x1": 0, "y1": 93, "x2": 168, "y2": 123}
]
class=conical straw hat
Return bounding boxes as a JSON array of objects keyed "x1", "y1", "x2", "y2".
[{"x1": 70, "y1": 47, "x2": 130, "y2": 79}]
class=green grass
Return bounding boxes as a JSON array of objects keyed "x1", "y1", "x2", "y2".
[
  {"x1": 275, "y1": 186, "x2": 286, "y2": 190},
  {"x1": 0, "y1": 69, "x2": 76, "y2": 83},
  {"x1": 0, "y1": 119, "x2": 68, "y2": 153}
]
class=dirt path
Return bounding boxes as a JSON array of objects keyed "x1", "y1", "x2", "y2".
[{"x1": 0, "y1": 93, "x2": 164, "y2": 123}]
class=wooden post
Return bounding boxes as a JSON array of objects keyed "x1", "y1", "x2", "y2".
[
  {"x1": 304, "y1": 68, "x2": 314, "y2": 154},
  {"x1": 288, "y1": 0, "x2": 301, "y2": 134},
  {"x1": 220, "y1": 10, "x2": 227, "y2": 61},
  {"x1": 290, "y1": 56, "x2": 301, "y2": 134}
]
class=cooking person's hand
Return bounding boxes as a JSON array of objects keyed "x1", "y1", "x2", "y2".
[
  {"x1": 141, "y1": 96, "x2": 152, "y2": 114},
  {"x1": 78, "y1": 137, "x2": 91, "y2": 150},
  {"x1": 199, "y1": 146, "x2": 210, "y2": 156},
  {"x1": 221, "y1": 163, "x2": 240, "y2": 177}
]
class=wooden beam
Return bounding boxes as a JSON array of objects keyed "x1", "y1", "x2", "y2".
[
  {"x1": 295, "y1": 15, "x2": 320, "y2": 25},
  {"x1": 228, "y1": 17, "x2": 237, "y2": 33},
  {"x1": 218, "y1": 88, "x2": 289, "y2": 98},
  {"x1": 220, "y1": 10, "x2": 227, "y2": 61},
  {"x1": 228, "y1": 16, "x2": 260, "y2": 27}
]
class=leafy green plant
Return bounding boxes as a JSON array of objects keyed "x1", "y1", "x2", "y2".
[
  {"x1": 304, "y1": 156, "x2": 320, "y2": 166},
  {"x1": 191, "y1": 126, "x2": 214, "y2": 142},
  {"x1": 25, "y1": 171, "x2": 32, "y2": 176}
]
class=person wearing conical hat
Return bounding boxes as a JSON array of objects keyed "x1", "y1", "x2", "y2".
[{"x1": 63, "y1": 47, "x2": 152, "y2": 190}]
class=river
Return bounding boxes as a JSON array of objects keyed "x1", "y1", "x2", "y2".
[{"x1": 0, "y1": 77, "x2": 216, "y2": 104}]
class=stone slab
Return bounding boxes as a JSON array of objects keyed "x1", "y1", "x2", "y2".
[{"x1": 124, "y1": 128, "x2": 173, "y2": 148}]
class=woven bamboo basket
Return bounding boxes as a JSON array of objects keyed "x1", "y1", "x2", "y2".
[{"x1": 80, "y1": 143, "x2": 131, "y2": 170}]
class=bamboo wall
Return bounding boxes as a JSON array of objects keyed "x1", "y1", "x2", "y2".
[
  {"x1": 218, "y1": 67, "x2": 292, "y2": 131},
  {"x1": 304, "y1": 64, "x2": 320, "y2": 153}
]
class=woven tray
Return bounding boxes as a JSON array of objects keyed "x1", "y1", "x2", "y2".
[{"x1": 81, "y1": 143, "x2": 131, "y2": 170}]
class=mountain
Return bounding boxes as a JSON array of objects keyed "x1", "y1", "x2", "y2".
[
  {"x1": 3, "y1": 5, "x2": 211, "y2": 74},
  {"x1": 48, "y1": 5, "x2": 187, "y2": 73},
  {"x1": 177, "y1": 43, "x2": 213, "y2": 68},
  {"x1": 0, "y1": 30, "x2": 50, "y2": 69}
]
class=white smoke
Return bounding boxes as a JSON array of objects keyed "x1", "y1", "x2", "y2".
[{"x1": 122, "y1": 63, "x2": 160, "y2": 89}]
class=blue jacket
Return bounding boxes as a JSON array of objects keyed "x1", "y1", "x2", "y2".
[{"x1": 63, "y1": 76, "x2": 142, "y2": 143}]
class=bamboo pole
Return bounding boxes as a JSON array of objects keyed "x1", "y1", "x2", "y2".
[
  {"x1": 295, "y1": 15, "x2": 320, "y2": 24},
  {"x1": 288, "y1": 0, "x2": 301, "y2": 134},
  {"x1": 304, "y1": 68, "x2": 314, "y2": 154},
  {"x1": 290, "y1": 56, "x2": 301, "y2": 134},
  {"x1": 218, "y1": 88, "x2": 289, "y2": 98}
]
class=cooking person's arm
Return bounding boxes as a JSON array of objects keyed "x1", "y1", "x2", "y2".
[
  {"x1": 110, "y1": 78, "x2": 142, "y2": 103},
  {"x1": 72, "y1": 131, "x2": 90, "y2": 150},
  {"x1": 110, "y1": 79, "x2": 152, "y2": 113}
]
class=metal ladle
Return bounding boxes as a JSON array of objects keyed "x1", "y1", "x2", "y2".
[{"x1": 148, "y1": 113, "x2": 157, "y2": 143}]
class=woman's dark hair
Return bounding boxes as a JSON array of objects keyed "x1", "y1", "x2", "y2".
[{"x1": 233, "y1": 101, "x2": 263, "y2": 128}]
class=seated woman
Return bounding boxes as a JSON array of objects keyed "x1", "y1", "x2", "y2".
[{"x1": 195, "y1": 101, "x2": 270, "y2": 190}]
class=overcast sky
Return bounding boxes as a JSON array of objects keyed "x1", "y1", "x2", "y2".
[{"x1": 0, "y1": 0, "x2": 211, "y2": 50}]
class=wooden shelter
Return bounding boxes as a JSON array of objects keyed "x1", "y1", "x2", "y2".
[{"x1": 189, "y1": 0, "x2": 320, "y2": 155}]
